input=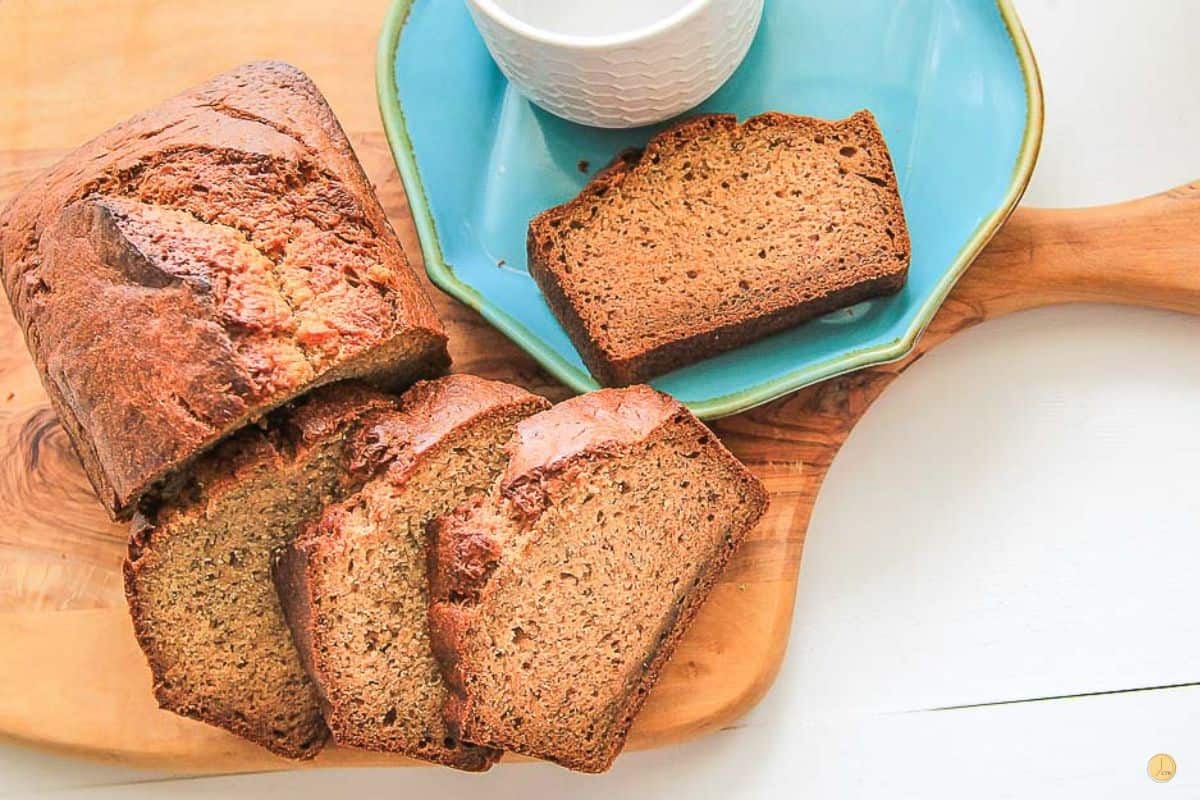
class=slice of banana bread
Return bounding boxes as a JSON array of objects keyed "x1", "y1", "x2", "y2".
[
  {"x1": 274, "y1": 376, "x2": 549, "y2": 770},
  {"x1": 527, "y1": 110, "x2": 910, "y2": 385},
  {"x1": 427, "y1": 386, "x2": 769, "y2": 772},
  {"x1": 124, "y1": 383, "x2": 399, "y2": 759},
  {"x1": 0, "y1": 61, "x2": 448, "y2": 519}
]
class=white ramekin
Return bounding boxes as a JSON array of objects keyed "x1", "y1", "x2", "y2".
[{"x1": 465, "y1": 0, "x2": 765, "y2": 129}]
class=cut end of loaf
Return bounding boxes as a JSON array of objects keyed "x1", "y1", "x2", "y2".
[
  {"x1": 126, "y1": 324, "x2": 449, "y2": 521},
  {"x1": 527, "y1": 110, "x2": 911, "y2": 385},
  {"x1": 428, "y1": 386, "x2": 768, "y2": 772}
]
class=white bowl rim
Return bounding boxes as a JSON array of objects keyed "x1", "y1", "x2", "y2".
[{"x1": 466, "y1": 0, "x2": 715, "y2": 50}]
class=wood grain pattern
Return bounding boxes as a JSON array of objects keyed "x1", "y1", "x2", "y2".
[
  {"x1": 0, "y1": 0, "x2": 396, "y2": 152},
  {"x1": 0, "y1": 0, "x2": 1197, "y2": 775}
]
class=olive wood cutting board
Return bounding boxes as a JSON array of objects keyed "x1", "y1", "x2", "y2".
[{"x1": 0, "y1": 128, "x2": 1196, "y2": 770}]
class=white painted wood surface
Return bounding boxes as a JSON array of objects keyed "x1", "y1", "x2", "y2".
[{"x1": 3, "y1": 0, "x2": 1200, "y2": 796}]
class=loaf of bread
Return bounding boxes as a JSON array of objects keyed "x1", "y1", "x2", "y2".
[
  {"x1": 125, "y1": 383, "x2": 401, "y2": 758},
  {"x1": 427, "y1": 386, "x2": 769, "y2": 771},
  {"x1": 527, "y1": 110, "x2": 910, "y2": 385},
  {"x1": 0, "y1": 61, "x2": 448, "y2": 519},
  {"x1": 274, "y1": 375, "x2": 549, "y2": 770}
]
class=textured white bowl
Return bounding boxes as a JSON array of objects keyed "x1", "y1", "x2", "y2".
[{"x1": 465, "y1": 0, "x2": 765, "y2": 128}]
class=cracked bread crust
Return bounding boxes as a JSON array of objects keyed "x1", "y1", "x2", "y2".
[
  {"x1": 527, "y1": 110, "x2": 910, "y2": 385},
  {"x1": 274, "y1": 375, "x2": 550, "y2": 770},
  {"x1": 427, "y1": 386, "x2": 770, "y2": 772},
  {"x1": 0, "y1": 60, "x2": 448, "y2": 519},
  {"x1": 124, "y1": 382, "x2": 400, "y2": 760}
]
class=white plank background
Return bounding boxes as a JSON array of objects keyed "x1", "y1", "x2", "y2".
[{"x1": 3, "y1": 0, "x2": 1200, "y2": 797}]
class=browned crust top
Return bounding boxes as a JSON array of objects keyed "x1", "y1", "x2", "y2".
[
  {"x1": 0, "y1": 60, "x2": 447, "y2": 518},
  {"x1": 501, "y1": 384, "x2": 679, "y2": 491}
]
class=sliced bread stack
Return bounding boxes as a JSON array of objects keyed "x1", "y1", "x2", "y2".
[
  {"x1": 127, "y1": 378, "x2": 766, "y2": 773},
  {"x1": 5, "y1": 59, "x2": 784, "y2": 772},
  {"x1": 274, "y1": 376, "x2": 549, "y2": 770},
  {"x1": 126, "y1": 375, "x2": 547, "y2": 761}
]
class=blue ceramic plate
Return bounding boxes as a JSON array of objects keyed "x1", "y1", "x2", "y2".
[{"x1": 377, "y1": 0, "x2": 1043, "y2": 418}]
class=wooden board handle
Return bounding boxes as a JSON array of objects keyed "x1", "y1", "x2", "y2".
[{"x1": 956, "y1": 180, "x2": 1200, "y2": 321}]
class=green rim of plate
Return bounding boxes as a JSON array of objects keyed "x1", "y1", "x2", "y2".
[{"x1": 375, "y1": 0, "x2": 1045, "y2": 419}]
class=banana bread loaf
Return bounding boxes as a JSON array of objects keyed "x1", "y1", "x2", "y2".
[
  {"x1": 427, "y1": 386, "x2": 769, "y2": 771},
  {"x1": 0, "y1": 60, "x2": 448, "y2": 519},
  {"x1": 527, "y1": 110, "x2": 910, "y2": 385},
  {"x1": 274, "y1": 375, "x2": 549, "y2": 770}
]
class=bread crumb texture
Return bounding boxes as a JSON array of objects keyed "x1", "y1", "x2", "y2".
[
  {"x1": 428, "y1": 386, "x2": 769, "y2": 772},
  {"x1": 528, "y1": 110, "x2": 910, "y2": 385}
]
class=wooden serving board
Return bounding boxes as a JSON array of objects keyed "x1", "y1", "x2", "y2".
[
  {"x1": 2, "y1": 0, "x2": 1199, "y2": 775},
  {"x1": 0, "y1": 134, "x2": 805, "y2": 771}
]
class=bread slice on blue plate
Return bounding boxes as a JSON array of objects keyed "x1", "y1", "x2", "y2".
[{"x1": 527, "y1": 110, "x2": 910, "y2": 385}]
